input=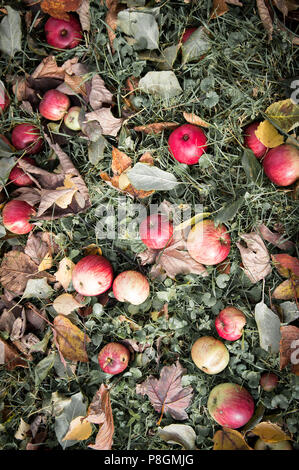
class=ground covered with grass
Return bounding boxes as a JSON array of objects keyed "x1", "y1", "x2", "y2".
[{"x1": 0, "y1": 0, "x2": 298, "y2": 451}]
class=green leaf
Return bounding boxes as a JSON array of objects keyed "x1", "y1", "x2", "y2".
[
  {"x1": 117, "y1": 10, "x2": 159, "y2": 50},
  {"x1": 139, "y1": 71, "x2": 183, "y2": 99},
  {"x1": 214, "y1": 196, "x2": 244, "y2": 225},
  {"x1": 181, "y1": 27, "x2": 210, "y2": 65},
  {"x1": 0, "y1": 156, "x2": 16, "y2": 187},
  {"x1": 23, "y1": 278, "x2": 54, "y2": 300},
  {"x1": 203, "y1": 91, "x2": 219, "y2": 108},
  {"x1": 0, "y1": 6, "x2": 22, "y2": 57},
  {"x1": 34, "y1": 353, "x2": 56, "y2": 387},
  {"x1": 88, "y1": 135, "x2": 107, "y2": 165},
  {"x1": 241, "y1": 149, "x2": 263, "y2": 183},
  {"x1": 254, "y1": 301, "x2": 281, "y2": 354},
  {"x1": 127, "y1": 163, "x2": 180, "y2": 190}
]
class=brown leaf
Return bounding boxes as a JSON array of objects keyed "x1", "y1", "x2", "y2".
[
  {"x1": 40, "y1": 0, "x2": 83, "y2": 20},
  {"x1": 210, "y1": 0, "x2": 243, "y2": 19},
  {"x1": 136, "y1": 360, "x2": 194, "y2": 423},
  {"x1": 133, "y1": 122, "x2": 179, "y2": 135},
  {"x1": 24, "y1": 232, "x2": 52, "y2": 269},
  {"x1": 213, "y1": 428, "x2": 252, "y2": 450},
  {"x1": 105, "y1": 0, "x2": 123, "y2": 53},
  {"x1": 84, "y1": 108, "x2": 123, "y2": 137},
  {"x1": 111, "y1": 147, "x2": 132, "y2": 175},
  {"x1": 0, "y1": 337, "x2": 28, "y2": 370},
  {"x1": 280, "y1": 325, "x2": 299, "y2": 375},
  {"x1": 139, "y1": 152, "x2": 154, "y2": 165},
  {"x1": 272, "y1": 279, "x2": 299, "y2": 300},
  {"x1": 88, "y1": 384, "x2": 114, "y2": 450},
  {"x1": 271, "y1": 254, "x2": 299, "y2": 279},
  {"x1": 88, "y1": 75, "x2": 113, "y2": 110},
  {"x1": 256, "y1": 0, "x2": 273, "y2": 40},
  {"x1": 53, "y1": 315, "x2": 91, "y2": 362},
  {"x1": 77, "y1": 0, "x2": 90, "y2": 31},
  {"x1": 251, "y1": 422, "x2": 292, "y2": 442},
  {"x1": 236, "y1": 232, "x2": 272, "y2": 283},
  {"x1": 258, "y1": 224, "x2": 295, "y2": 251},
  {"x1": 183, "y1": 112, "x2": 210, "y2": 128}
]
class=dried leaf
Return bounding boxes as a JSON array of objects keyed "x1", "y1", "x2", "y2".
[
  {"x1": 254, "y1": 301, "x2": 281, "y2": 353},
  {"x1": 53, "y1": 315, "x2": 91, "y2": 362},
  {"x1": 265, "y1": 99, "x2": 299, "y2": 133},
  {"x1": 53, "y1": 293, "x2": 83, "y2": 315},
  {"x1": 236, "y1": 232, "x2": 272, "y2": 283},
  {"x1": 271, "y1": 254, "x2": 299, "y2": 279},
  {"x1": 15, "y1": 419, "x2": 31, "y2": 440},
  {"x1": 40, "y1": 0, "x2": 83, "y2": 20},
  {"x1": 0, "y1": 337, "x2": 28, "y2": 370},
  {"x1": 111, "y1": 147, "x2": 132, "y2": 175},
  {"x1": 280, "y1": 325, "x2": 299, "y2": 375},
  {"x1": 256, "y1": 0, "x2": 273, "y2": 40},
  {"x1": 158, "y1": 424, "x2": 197, "y2": 450},
  {"x1": 25, "y1": 232, "x2": 53, "y2": 270},
  {"x1": 105, "y1": 0, "x2": 122, "y2": 53},
  {"x1": 255, "y1": 120, "x2": 284, "y2": 148},
  {"x1": 251, "y1": 422, "x2": 292, "y2": 443},
  {"x1": 273, "y1": 279, "x2": 299, "y2": 300},
  {"x1": 213, "y1": 428, "x2": 252, "y2": 450},
  {"x1": 88, "y1": 75, "x2": 113, "y2": 110},
  {"x1": 88, "y1": 385, "x2": 114, "y2": 450},
  {"x1": 55, "y1": 257, "x2": 75, "y2": 290},
  {"x1": 183, "y1": 112, "x2": 210, "y2": 128},
  {"x1": 77, "y1": 0, "x2": 90, "y2": 31},
  {"x1": 84, "y1": 108, "x2": 123, "y2": 137},
  {"x1": 133, "y1": 122, "x2": 179, "y2": 134},
  {"x1": 258, "y1": 225, "x2": 295, "y2": 251},
  {"x1": 136, "y1": 360, "x2": 194, "y2": 423},
  {"x1": 62, "y1": 416, "x2": 92, "y2": 441}
]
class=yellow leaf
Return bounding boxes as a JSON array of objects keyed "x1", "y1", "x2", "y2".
[
  {"x1": 38, "y1": 252, "x2": 53, "y2": 272},
  {"x1": 255, "y1": 120, "x2": 284, "y2": 148},
  {"x1": 55, "y1": 188, "x2": 77, "y2": 209},
  {"x1": 83, "y1": 244, "x2": 102, "y2": 256},
  {"x1": 173, "y1": 212, "x2": 211, "y2": 233},
  {"x1": 251, "y1": 422, "x2": 292, "y2": 443},
  {"x1": 53, "y1": 293, "x2": 83, "y2": 315},
  {"x1": 62, "y1": 416, "x2": 93, "y2": 441},
  {"x1": 213, "y1": 427, "x2": 252, "y2": 450},
  {"x1": 14, "y1": 418, "x2": 30, "y2": 440},
  {"x1": 53, "y1": 315, "x2": 90, "y2": 362},
  {"x1": 273, "y1": 279, "x2": 299, "y2": 300},
  {"x1": 55, "y1": 257, "x2": 75, "y2": 290}
]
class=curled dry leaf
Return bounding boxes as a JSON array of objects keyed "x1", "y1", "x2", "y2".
[
  {"x1": 258, "y1": 224, "x2": 295, "y2": 251},
  {"x1": 0, "y1": 337, "x2": 28, "y2": 370},
  {"x1": 88, "y1": 384, "x2": 114, "y2": 450},
  {"x1": 83, "y1": 108, "x2": 123, "y2": 137},
  {"x1": 213, "y1": 428, "x2": 252, "y2": 450},
  {"x1": 77, "y1": 0, "x2": 90, "y2": 31},
  {"x1": 105, "y1": 0, "x2": 124, "y2": 53},
  {"x1": 250, "y1": 422, "x2": 292, "y2": 443},
  {"x1": 88, "y1": 75, "x2": 113, "y2": 110},
  {"x1": 133, "y1": 122, "x2": 179, "y2": 135},
  {"x1": 183, "y1": 111, "x2": 210, "y2": 128},
  {"x1": 111, "y1": 146, "x2": 132, "y2": 175},
  {"x1": 236, "y1": 232, "x2": 272, "y2": 283},
  {"x1": 40, "y1": 0, "x2": 83, "y2": 20},
  {"x1": 53, "y1": 314, "x2": 91, "y2": 362},
  {"x1": 280, "y1": 325, "x2": 299, "y2": 375},
  {"x1": 158, "y1": 424, "x2": 197, "y2": 450},
  {"x1": 136, "y1": 360, "x2": 194, "y2": 424},
  {"x1": 256, "y1": 0, "x2": 273, "y2": 40}
]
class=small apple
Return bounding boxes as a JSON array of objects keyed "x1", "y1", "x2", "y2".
[
  {"x1": 11, "y1": 124, "x2": 43, "y2": 155},
  {"x1": 187, "y1": 219, "x2": 231, "y2": 265},
  {"x1": 259, "y1": 372, "x2": 279, "y2": 392},
  {"x1": 139, "y1": 213, "x2": 173, "y2": 250},
  {"x1": 262, "y1": 144, "x2": 299, "y2": 186},
  {"x1": 72, "y1": 254, "x2": 113, "y2": 296},
  {"x1": 168, "y1": 123, "x2": 207, "y2": 165},
  {"x1": 0, "y1": 83, "x2": 9, "y2": 113},
  {"x1": 207, "y1": 383, "x2": 255, "y2": 429},
  {"x1": 2, "y1": 200, "x2": 35, "y2": 234},
  {"x1": 182, "y1": 27, "x2": 197, "y2": 43},
  {"x1": 98, "y1": 342, "x2": 130, "y2": 375},
  {"x1": 44, "y1": 15, "x2": 83, "y2": 49},
  {"x1": 39, "y1": 89, "x2": 71, "y2": 121},
  {"x1": 243, "y1": 122, "x2": 268, "y2": 159},
  {"x1": 254, "y1": 438, "x2": 293, "y2": 450},
  {"x1": 64, "y1": 106, "x2": 82, "y2": 131},
  {"x1": 215, "y1": 307, "x2": 246, "y2": 341},
  {"x1": 8, "y1": 156, "x2": 35, "y2": 187},
  {"x1": 191, "y1": 336, "x2": 229, "y2": 375},
  {"x1": 113, "y1": 270, "x2": 150, "y2": 305}
]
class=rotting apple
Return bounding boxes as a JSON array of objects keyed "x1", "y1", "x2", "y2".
[
  {"x1": 139, "y1": 213, "x2": 173, "y2": 250},
  {"x1": 2, "y1": 200, "x2": 35, "y2": 235},
  {"x1": 98, "y1": 342, "x2": 130, "y2": 375},
  {"x1": 259, "y1": 372, "x2": 279, "y2": 392},
  {"x1": 254, "y1": 438, "x2": 293, "y2": 450},
  {"x1": 64, "y1": 106, "x2": 82, "y2": 131},
  {"x1": 191, "y1": 336, "x2": 229, "y2": 374},
  {"x1": 187, "y1": 219, "x2": 231, "y2": 265},
  {"x1": 207, "y1": 382, "x2": 255, "y2": 429},
  {"x1": 113, "y1": 270, "x2": 150, "y2": 305},
  {"x1": 168, "y1": 123, "x2": 207, "y2": 165},
  {"x1": 44, "y1": 15, "x2": 83, "y2": 49},
  {"x1": 11, "y1": 124, "x2": 43, "y2": 155},
  {"x1": 8, "y1": 156, "x2": 35, "y2": 187},
  {"x1": 243, "y1": 121, "x2": 268, "y2": 159},
  {"x1": 39, "y1": 89, "x2": 71, "y2": 121},
  {"x1": 72, "y1": 254, "x2": 113, "y2": 296},
  {"x1": 182, "y1": 27, "x2": 197, "y2": 43},
  {"x1": 262, "y1": 144, "x2": 299, "y2": 186},
  {"x1": 215, "y1": 307, "x2": 246, "y2": 341}
]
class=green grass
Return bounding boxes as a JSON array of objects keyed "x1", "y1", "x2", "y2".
[{"x1": 0, "y1": 0, "x2": 299, "y2": 451}]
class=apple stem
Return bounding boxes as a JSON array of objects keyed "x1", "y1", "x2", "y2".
[{"x1": 182, "y1": 134, "x2": 189, "y2": 141}]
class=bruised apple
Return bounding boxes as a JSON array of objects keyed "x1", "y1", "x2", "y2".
[
  {"x1": 72, "y1": 254, "x2": 113, "y2": 296},
  {"x1": 243, "y1": 122, "x2": 268, "y2": 159},
  {"x1": 168, "y1": 123, "x2": 207, "y2": 165},
  {"x1": 259, "y1": 372, "x2": 279, "y2": 392},
  {"x1": 207, "y1": 383, "x2": 254, "y2": 429},
  {"x1": 113, "y1": 270, "x2": 150, "y2": 305},
  {"x1": 8, "y1": 156, "x2": 35, "y2": 186},
  {"x1": 139, "y1": 213, "x2": 173, "y2": 250},
  {"x1": 2, "y1": 200, "x2": 35, "y2": 234},
  {"x1": 44, "y1": 15, "x2": 83, "y2": 49},
  {"x1": 215, "y1": 307, "x2": 246, "y2": 341},
  {"x1": 98, "y1": 342, "x2": 130, "y2": 375},
  {"x1": 191, "y1": 336, "x2": 229, "y2": 374},
  {"x1": 39, "y1": 89, "x2": 70, "y2": 121},
  {"x1": 11, "y1": 124, "x2": 43, "y2": 155},
  {"x1": 262, "y1": 144, "x2": 299, "y2": 186},
  {"x1": 187, "y1": 219, "x2": 231, "y2": 265}
]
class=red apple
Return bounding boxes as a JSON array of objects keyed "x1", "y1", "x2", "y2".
[
  {"x1": 72, "y1": 254, "x2": 113, "y2": 296},
  {"x1": 11, "y1": 124, "x2": 43, "y2": 155},
  {"x1": 207, "y1": 382, "x2": 255, "y2": 429},
  {"x1": 2, "y1": 200, "x2": 35, "y2": 234},
  {"x1": 8, "y1": 156, "x2": 35, "y2": 187},
  {"x1": 98, "y1": 342, "x2": 130, "y2": 375},
  {"x1": 0, "y1": 83, "x2": 9, "y2": 113},
  {"x1": 262, "y1": 144, "x2": 299, "y2": 186},
  {"x1": 168, "y1": 123, "x2": 207, "y2": 165},
  {"x1": 243, "y1": 122, "x2": 268, "y2": 159},
  {"x1": 215, "y1": 307, "x2": 246, "y2": 341},
  {"x1": 182, "y1": 27, "x2": 197, "y2": 43},
  {"x1": 44, "y1": 15, "x2": 83, "y2": 49},
  {"x1": 39, "y1": 89, "x2": 71, "y2": 121},
  {"x1": 254, "y1": 438, "x2": 292, "y2": 450},
  {"x1": 64, "y1": 106, "x2": 82, "y2": 131},
  {"x1": 259, "y1": 372, "x2": 279, "y2": 392},
  {"x1": 139, "y1": 213, "x2": 173, "y2": 250},
  {"x1": 187, "y1": 219, "x2": 231, "y2": 265},
  {"x1": 191, "y1": 336, "x2": 229, "y2": 375},
  {"x1": 113, "y1": 270, "x2": 150, "y2": 305}
]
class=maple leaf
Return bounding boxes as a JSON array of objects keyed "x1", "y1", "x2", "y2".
[
  {"x1": 136, "y1": 360, "x2": 194, "y2": 424},
  {"x1": 87, "y1": 384, "x2": 114, "y2": 450},
  {"x1": 41, "y1": 0, "x2": 83, "y2": 20}
]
